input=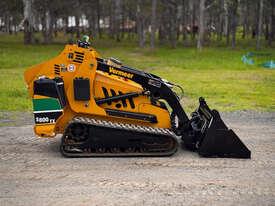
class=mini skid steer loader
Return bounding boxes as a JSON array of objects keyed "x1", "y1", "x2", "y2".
[{"x1": 24, "y1": 38, "x2": 251, "y2": 158}]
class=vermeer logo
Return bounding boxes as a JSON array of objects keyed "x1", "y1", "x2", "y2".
[{"x1": 109, "y1": 67, "x2": 134, "y2": 79}]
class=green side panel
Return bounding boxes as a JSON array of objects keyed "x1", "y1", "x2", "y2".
[{"x1": 33, "y1": 98, "x2": 61, "y2": 111}]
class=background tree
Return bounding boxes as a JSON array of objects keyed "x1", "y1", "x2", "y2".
[
  {"x1": 197, "y1": 0, "x2": 205, "y2": 51},
  {"x1": 150, "y1": 0, "x2": 157, "y2": 49},
  {"x1": 22, "y1": 0, "x2": 34, "y2": 44},
  {"x1": 256, "y1": 0, "x2": 263, "y2": 49},
  {"x1": 268, "y1": 0, "x2": 275, "y2": 46},
  {"x1": 0, "y1": 0, "x2": 273, "y2": 48}
]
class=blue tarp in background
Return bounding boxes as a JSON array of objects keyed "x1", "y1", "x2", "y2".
[{"x1": 241, "y1": 52, "x2": 275, "y2": 69}]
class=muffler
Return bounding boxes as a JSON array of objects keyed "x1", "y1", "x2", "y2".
[{"x1": 182, "y1": 98, "x2": 251, "y2": 159}]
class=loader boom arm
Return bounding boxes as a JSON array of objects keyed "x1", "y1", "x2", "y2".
[{"x1": 96, "y1": 58, "x2": 190, "y2": 131}]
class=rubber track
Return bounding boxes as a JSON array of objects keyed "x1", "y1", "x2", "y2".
[{"x1": 60, "y1": 116, "x2": 178, "y2": 157}]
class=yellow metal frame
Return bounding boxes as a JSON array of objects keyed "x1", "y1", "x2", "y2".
[{"x1": 24, "y1": 44, "x2": 171, "y2": 137}]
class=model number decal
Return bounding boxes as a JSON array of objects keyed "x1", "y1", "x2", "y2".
[
  {"x1": 34, "y1": 111, "x2": 63, "y2": 124},
  {"x1": 35, "y1": 117, "x2": 55, "y2": 123}
]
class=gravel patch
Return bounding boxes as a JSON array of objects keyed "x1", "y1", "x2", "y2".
[{"x1": 0, "y1": 111, "x2": 274, "y2": 206}]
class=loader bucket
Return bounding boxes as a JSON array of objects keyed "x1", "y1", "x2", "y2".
[
  {"x1": 197, "y1": 110, "x2": 251, "y2": 158},
  {"x1": 189, "y1": 98, "x2": 251, "y2": 159}
]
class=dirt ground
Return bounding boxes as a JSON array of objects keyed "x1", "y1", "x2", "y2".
[{"x1": 0, "y1": 111, "x2": 274, "y2": 206}]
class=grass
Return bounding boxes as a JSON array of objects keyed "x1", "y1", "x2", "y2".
[{"x1": 0, "y1": 33, "x2": 274, "y2": 112}]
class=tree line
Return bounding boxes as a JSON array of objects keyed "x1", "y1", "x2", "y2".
[{"x1": 0, "y1": 0, "x2": 275, "y2": 50}]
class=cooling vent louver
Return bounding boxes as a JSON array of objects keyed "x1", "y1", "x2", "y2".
[
  {"x1": 73, "y1": 51, "x2": 84, "y2": 64},
  {"x1": 54, "y1": 64, "x2": 61, "y2": 75}
]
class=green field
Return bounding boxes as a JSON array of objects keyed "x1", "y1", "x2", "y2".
[{"x1": 0, "y1": 34, "x2": 274, "y2": 112}]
